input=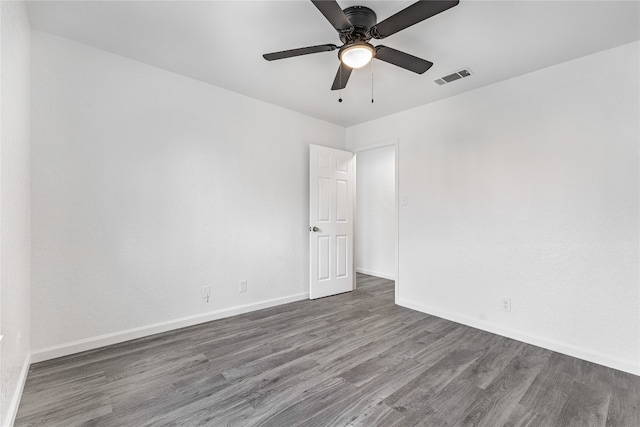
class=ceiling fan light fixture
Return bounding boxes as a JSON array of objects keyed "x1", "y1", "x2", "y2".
[{"x1": 340, "y1": 43, "x2": 374, "y2": 69}]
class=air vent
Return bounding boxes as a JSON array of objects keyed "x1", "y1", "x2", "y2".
[{"x1": 435, "y1": 68, "x2": 474, "y2": 85}]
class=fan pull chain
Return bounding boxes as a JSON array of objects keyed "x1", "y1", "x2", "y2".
[
  {"x1": 371, "y1": 59, "x2": 374, "y2": 103},
  {"x1": 338, "y1": 65, "x2": 343, "y2": 103}
]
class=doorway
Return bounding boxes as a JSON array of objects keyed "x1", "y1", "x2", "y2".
[{"x1": 354, "y1": 141, "x2": 398, "y2": 300}]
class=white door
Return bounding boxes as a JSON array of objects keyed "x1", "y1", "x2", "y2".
[{"x1": 309, "y1": 144, "x2": 355, "y2": 299}]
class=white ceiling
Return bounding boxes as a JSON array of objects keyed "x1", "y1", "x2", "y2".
[{"x1": 26, "y1": 0, "x2": 640, "y2": 127}]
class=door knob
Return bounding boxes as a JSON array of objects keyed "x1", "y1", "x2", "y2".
[{"x1": 309, "y1": 226, "x2": 320, "y2": 232}]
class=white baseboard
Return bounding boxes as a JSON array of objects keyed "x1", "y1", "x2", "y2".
[
  {"x1": 356, "y1": 268, "x2": 395, "y2": 281},
  {"x1": 4, "y1": 351, "x2": 31, "y2": 427},
  {"x1": 31, "y1": 292, "x2": 309, "y2": 363},
  {"x1": 397, "y1": 298, "x2": 640, "y2": 376}
]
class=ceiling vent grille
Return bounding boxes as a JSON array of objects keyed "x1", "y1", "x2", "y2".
[{"x1": 435, "y1": 68, "x2": 473, "y2": 85}]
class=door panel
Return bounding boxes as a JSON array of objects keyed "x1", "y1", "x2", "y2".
[
  {"x1": 317, "y1": 236, "x2": 331, "y2": 281},
  {"x1": 309, "y1": 144, "x2": 354, "y2": 299},
  {"x1": 336, "y1": 235, "x2": 348, "y2": 278},
  {"x1": 336, "y1": 180, "x2": 348, "y2": 222},
  {"x1": 318, "y1": 178, "x2": 331, "y2": 222}
]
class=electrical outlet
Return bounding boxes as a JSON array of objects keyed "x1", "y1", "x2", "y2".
[
  {"x1": 201, "y1": 286, "x2": 210, "y2": 303},
  {"x1": 239, "y1": 280, "x2": 247, "y2": 293},
  {"x1": 501, "y1": 297, "x2": 511, "y2": 312}
]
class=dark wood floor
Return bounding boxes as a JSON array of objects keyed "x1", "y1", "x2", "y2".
[{"x1": 16, "y1": 274, "x2": 639, "y2": 426}]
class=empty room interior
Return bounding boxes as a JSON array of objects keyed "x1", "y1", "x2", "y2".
[{"x1": 1, "y1": 0, "x2": 639, "y2": 425}]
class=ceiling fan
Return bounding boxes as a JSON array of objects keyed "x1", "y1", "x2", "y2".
[{"x1": 263, "y1": 0, "x2": 459, "y2": 91}]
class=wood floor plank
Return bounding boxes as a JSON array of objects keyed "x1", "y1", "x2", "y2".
[
  {"x1": 15, "y1": 274, "x2": 640, "y2": 427},
  {"x1": 555, "y1": 381, "x2": 610, "y2": 427},
  {"x1": 339, "y1": 331, "x2": 432, "y2": 387},
  {"x1": 399, "y1": 337, "x2": 527, "y2": 425},
  {"x1": 453, "y1": 345, "x2": 551, "y2": 427},
  {"x1": 384, "y1": 347, "x2": 485, "y2": 411},
  {"x1": 503, "y1": 403, "x2": 549, "y2": 427},
  {"x1": 345, "y1": 402, "x2": 406, "y2": 427},
  {"x1": 606, "y1": 370, "x2": 640, "y2": 426},
  {"x1": 254, "y1": 377, "x2": 356, "y2": 427},
  {"x1": 327, "y1": 359, "x2": 427, "y2": 426}
]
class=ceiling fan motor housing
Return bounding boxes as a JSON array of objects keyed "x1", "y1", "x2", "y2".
[{"x1": 340, "y1": 6, "x2": 377, "y2": 43}]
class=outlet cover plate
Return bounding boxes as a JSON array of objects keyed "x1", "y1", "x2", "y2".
[
  {"x1": 201, "y1": 286, "x2": 211, "y2": 302},
  {"x1": 502, "y1": 297, "x2": 511, "y2": 312}
]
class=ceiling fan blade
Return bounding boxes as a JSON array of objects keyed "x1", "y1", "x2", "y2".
[
  {"x1": 374, "y1": 46, "x2": 433, "y2": 74},
  {"x1": 331, "y1": 62, "x2": 353, "y2": 90},
  {"x1": 263, "y1": 44, "x2": 339, "y2": 61},
  {"x1": 311, "y1": 0, "x2": 354, "y2": 33},
  {"x1": 371, "y1": 0, "x2": 459, "y2": 39}
]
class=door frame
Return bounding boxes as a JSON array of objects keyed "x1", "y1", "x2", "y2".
[{"x1": 352, "y1": 139, "x2": 400, "y2": 303}]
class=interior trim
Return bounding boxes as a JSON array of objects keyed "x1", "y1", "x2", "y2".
[
  {"x1": 397, "y1": 298, "x2": 639, "y2": 376},
  {"x1": 5, "y1": 352, "x2": 31, "y2": 427},
  {"x1": 356, "y1": 268, "x2": 395, "y2": 281},
  {"x1": 31, "y1": 292, "x2": 309, "y2": 364}
]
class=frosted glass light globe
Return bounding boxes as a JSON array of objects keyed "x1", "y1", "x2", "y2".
[{"x1": 340, "y1": 44, "x2": 374, "y2": 69}]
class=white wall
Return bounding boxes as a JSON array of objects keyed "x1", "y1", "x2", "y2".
[
  {"x1": 30, "y1": 31, "x2": 345, "y2": 360},
  {"x1": 355, "y1": 146, "x2": 395, "y2": 280},
  {"x1": 347, "y1": 41, "x2": 640, "y2": 374},
  {"x1": 0, "y1": 1, "x2": 31, "y2": 425}
]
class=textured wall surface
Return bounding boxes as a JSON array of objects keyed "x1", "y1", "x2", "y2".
[
  {"x1": 347, "y1": 41, "x2": 640, "y2": 374},
  {"x1": 30, "y1": 31, "x2": 345, "y2": 356},
  {"x1": 1, "y1": 1, "x2": 31, "y2": 424}
]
